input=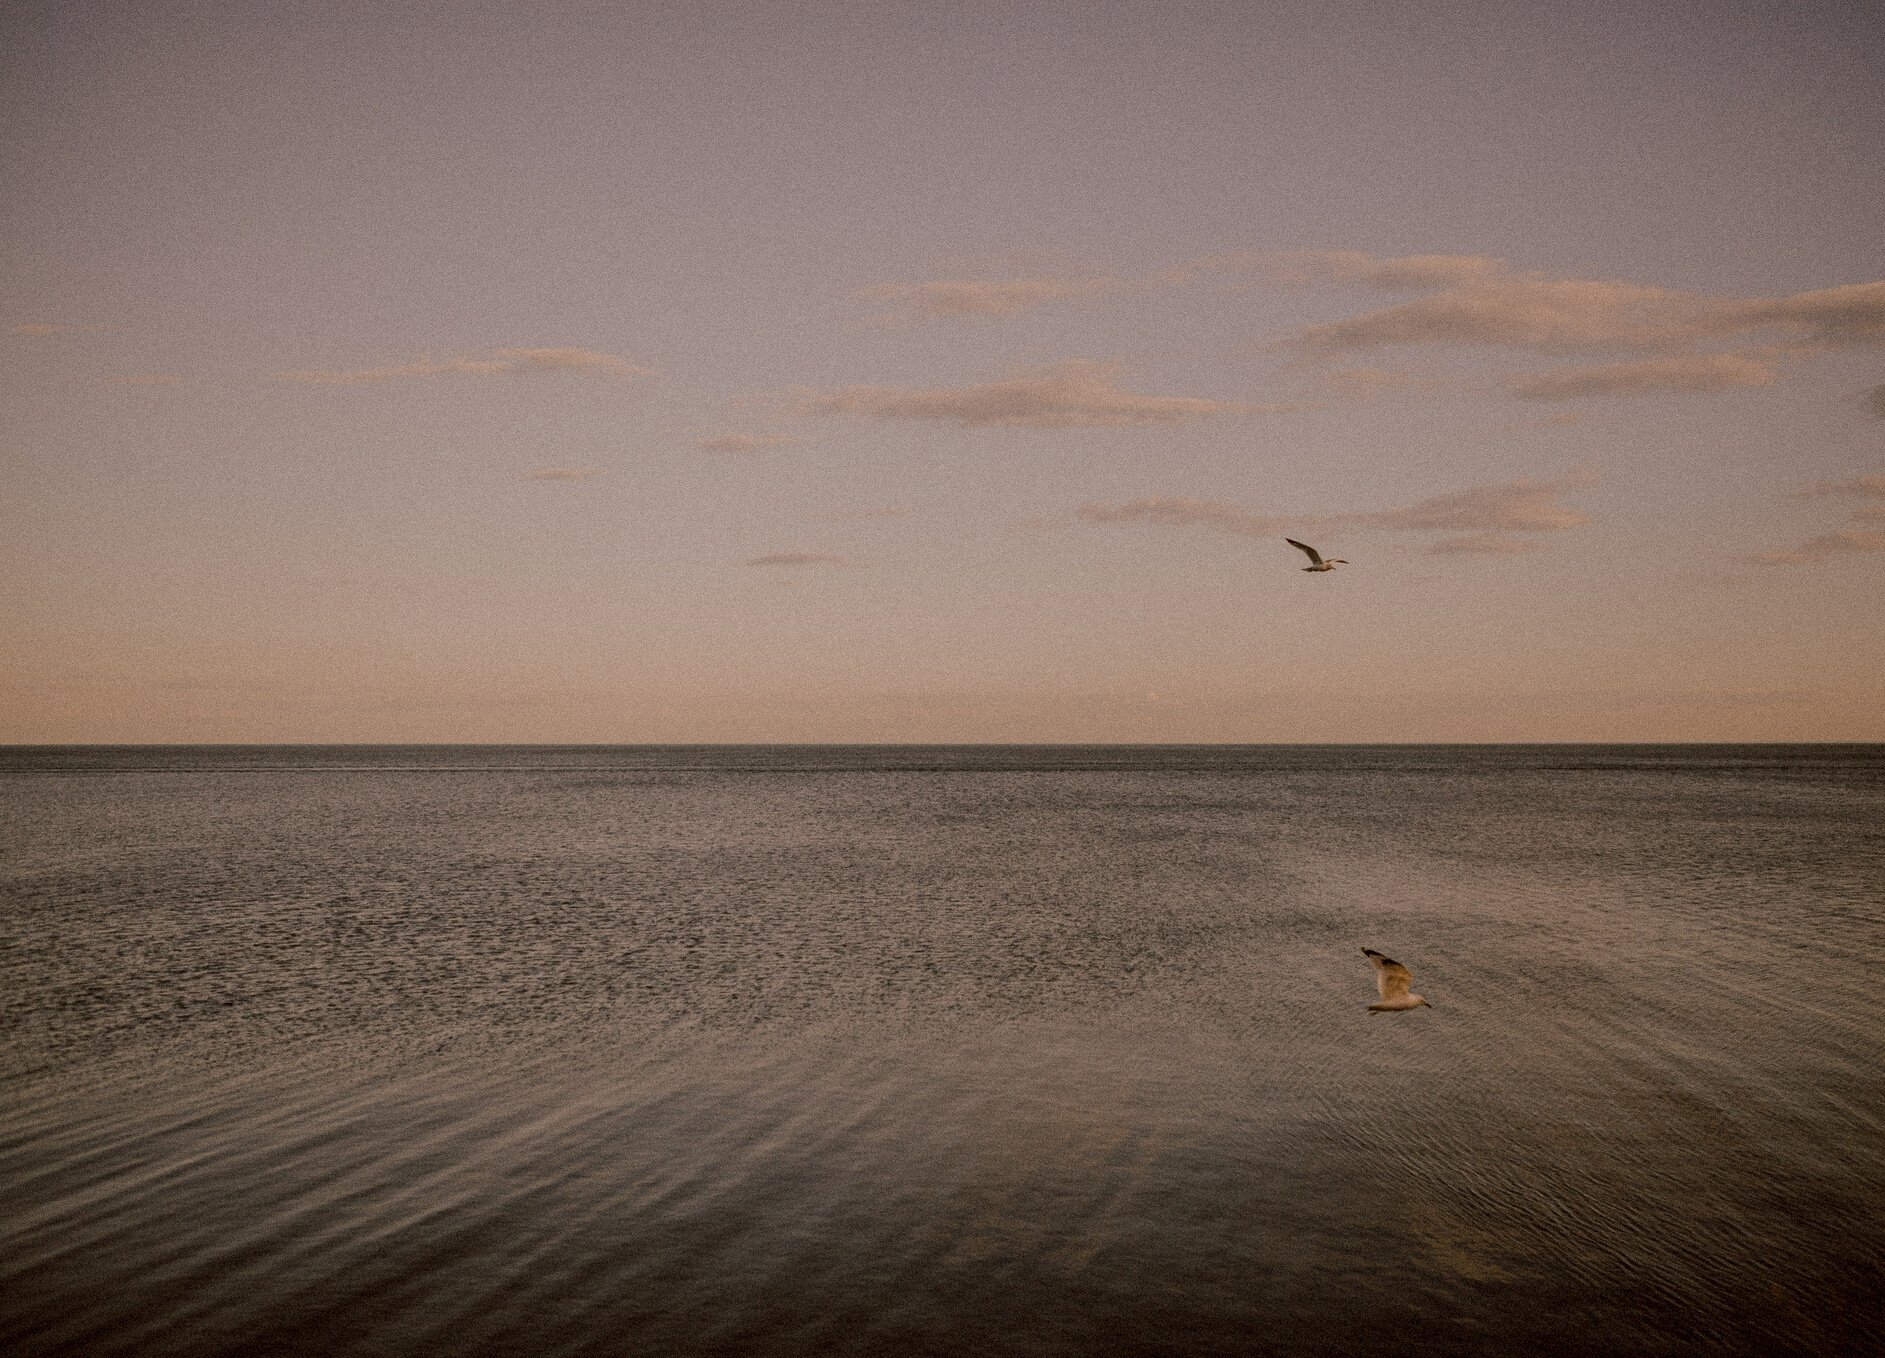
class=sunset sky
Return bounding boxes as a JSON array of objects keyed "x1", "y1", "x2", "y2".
[{"x1": 6, "y1": 0, "x2": 1882, "y2": 743}]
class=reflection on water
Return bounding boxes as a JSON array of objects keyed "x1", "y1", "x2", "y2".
[{"x1": 2, "y1": 746, "x2": 1882, "y2": 1356}]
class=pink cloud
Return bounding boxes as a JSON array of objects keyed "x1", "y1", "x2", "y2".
[
  {"x1": 12, "y1": 321, "x2": 115, "y2": 336},
  {"x1": 1145, "y1": 251, "x2": 1265, "y2": 287},
  {"x1": 1793, "y1": 474, "x2": 1885, "y2": 500},
  {"x1": 1721, "y1": 281, "x2": 1885, "y2": 349},
  {"x1": 1426, "y1": 533, "x2": 1546, "y2": 556},
  {"x1": 496, "y1": 347, "x2": 648, "y2": 377},
  {"x1": 1271, "y1": 251, "x2": 1510, "y2": 291},
  {"x1": 1376, "y1": 477, "x2": 1594, "y2": 533},
  {"x1": 276, "y1": 347, "x2": 647, "y2": 384},
  {"x1": 1748, "y1": 528, "x2": 1885, "y2": 566},
  {"x1": 1505, "y1": 353, "x2": 1780, "y2": 401},
  {"x1": 1279, "y1": 275, "x2": 1885, "y2": 360},
  {"x1": 1750, "y1": 475, "x2": 1885, "y2": 563},
  {"x1": 1311, "y1": 366, "x2": 1438, "y2": 399},
  {"x1": 523, "y1": 467, "x2": 599, "y2": 481},
  {"x1": 1284, "y1": 277, "x2": 1705, "y2": 356},
  {"x1": 809, "y1": 507, "x2": 907, "y2": 522},
  {"x1": 1078, "y1": 474, "x2": 1594, "y2": 549},
  {"x1": 860, "y1": 277, "x2": 1117, "y2": 319},
  {"x1": 278, "y1": 357, "x2": 508, "y2": 383},
  {"x1": 744, "y1": 551, "x2": 853, "y2": 567},
  {"x1": 1078, "y1": 496, "x2": 1289, "y2": 537},
  {"x1": 695, "y1": 432, "x2": 799, "y2": 453},
  {"x1": 806, "y1": 360, "x2": 1309, "y2": 429}
]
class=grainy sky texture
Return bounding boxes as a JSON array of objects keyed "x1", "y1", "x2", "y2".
[{"x1": 5, "y1": 0, "x2": 1882, "y2": 742}]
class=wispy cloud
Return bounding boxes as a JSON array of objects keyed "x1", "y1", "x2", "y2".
[
  {"x1": 1270, "y1": 251, "x2": 1509, "y2": 291},
  {"x1": 1080, "y1": 495, "x2": 1290, "y2": 537},
  {"x1": 809, "y1": 506, "x2": 907, "y2": 522},
  {"x1": 855, "y1": 250, "x2": 1265, "y2": 322},
  {"x1": 13, "y1": 321, "x2": 116, "y2": 336},
  {"x1": 276, "y1": 347, "x2": 647, "y2": 384},
  {"x1": 1862, "y1": 383, "x2": 1885, "y2": 418},
  {"x1": 1078, "y1": 474, "x2": 1594, "y2": 551},
  {"x1": 1282, "y1": 277, "x2": 1704, "y2": 356},
  {"x1": 279, "y1": 358, "x2": 508, "y2": 383},
  {"x1": 1505, "y1": 352, "x2": 1780, "y2": 400},
  {"x1": 1267, "y1": 266, "x2": 1883, "y2": 411},
  {"x1": 695, "y1": 432, "x2": 800, "y2": 453},
  {"x1": 108, "y1": 373, "x2": 185, "y2": 386},
  {"x1": 1747, "y1": 528, "x2": 1885, "y2": 566},
  {"x1": 1749, "y1": 472, "x2": 1885, "y2": 564},
  {"x1": 1726, "y1": 282, "x2": 1885, "y2": 349},
  {"x1": 1144, "y1": 251, "x2": 1264, "y2": 287},
  {"x1": 503, "y1": 347, "x2": 648, "y2": 376},
  {"x1": 856, "y1": 251, "x2": 1506, "y2": 325},
  {"x1": 805, "y1": 360, "x2": 1310, "y2": 429},
  {"x1": 1495, "y1": 411, "x2": 1591, "y2": 431},
  {"x1": 845, "y1": 254, "x2": 1885, "y2": 381},
  {"x1": 1367, "y1": 476, "x2": 1594, "y2": 533},
  {"x1": 523, "y1": 467, "x2": 600, "y2": 481},
  {"x1": 1426, "y1": 532, "x2": 1546, "y2": 556},
  {"x1": 857, "y1": 277, "x2": 1117, "y2": 319},
  {"x1": 1310, "y1": 366, "x2": 1443, "y2": 400},
  {"x1": 1793, "y1": 474, "x2": 1885, "y2": 500},
  {"x1": 744, "y1": 551, "x2": 853, "y2": 567},
  {"x1": 1278, "y1": 275, "x2": 1885, "y2": 359}
]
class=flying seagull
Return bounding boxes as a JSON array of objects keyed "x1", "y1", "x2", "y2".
[
  {"x1": 1362, "y1": 948, "x2": 1431, "y2": 1012},
  {"x1": 1286, "y1": 539, "x2": 1347, "y2": 572}
]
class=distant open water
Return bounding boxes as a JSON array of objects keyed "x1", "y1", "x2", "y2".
[{"x1": 2, "y1": 745, "x2": 1882, "y2": 1356}]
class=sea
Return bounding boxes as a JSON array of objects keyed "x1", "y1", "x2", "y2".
[{"x1": 2, "y1": 745, "x2": 1881, "y2": 1357}]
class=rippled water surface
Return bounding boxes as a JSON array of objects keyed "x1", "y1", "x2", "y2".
[{"x1": 3, "y1": 745, "x2": 1882, "y2": 1356}]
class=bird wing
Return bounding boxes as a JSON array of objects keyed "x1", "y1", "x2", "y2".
[
  {"x1": 1363, "y1": 948, "x2": 1414, "y2": 1001},
  {"x1": 1286, "y1": 538, "x2": 1324, "y2": 565}
]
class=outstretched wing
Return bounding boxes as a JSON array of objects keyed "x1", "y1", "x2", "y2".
[
  {"x1": 1363, "y1": 948, "x2": 1414, "y2": 1002},
  {"x1": 1285, "y1": 538, "x2": 1324, "y2": 566}
]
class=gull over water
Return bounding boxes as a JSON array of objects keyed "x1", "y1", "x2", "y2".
[{"x1": 1362, "y1": 948, "x2": 1432, "y2": 1012}]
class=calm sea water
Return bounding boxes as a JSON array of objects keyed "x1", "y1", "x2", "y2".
[{"x1": 2, "y1": 745, "x2": 1881, "y2": 1356}]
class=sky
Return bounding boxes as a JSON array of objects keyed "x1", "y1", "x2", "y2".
[{"x1": 4, "y1": 0, "x2": 1882, "y2": 743}]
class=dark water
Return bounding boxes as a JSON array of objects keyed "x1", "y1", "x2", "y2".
[{"x1": 2, "y1": 745, "x2": 1881, "y2": 1356}]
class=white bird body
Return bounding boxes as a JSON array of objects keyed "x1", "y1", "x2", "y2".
[
  {"x1": 1362, "y1": 948, "x2": 1431, "y2": 1012},
  {"x1": 1287, "y1": 538, "x2": 1347, "y2": 572}
]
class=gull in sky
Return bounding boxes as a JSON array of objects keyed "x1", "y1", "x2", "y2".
[
  {"x1": 1362, "y1": 948, "x2": 1432, "y2": 1012},
  {"x1": 1286, "y1": 539, "x2": 1348, "y2": 572}
]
